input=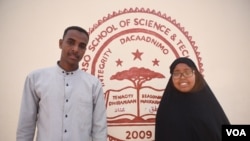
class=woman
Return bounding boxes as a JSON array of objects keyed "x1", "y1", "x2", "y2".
[{"x1": 155, "y1": 57, "x2": 230, "y2": 141}]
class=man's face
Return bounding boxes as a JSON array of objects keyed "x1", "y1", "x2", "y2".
[{"x1": 59, "y1": 29, "x2": 88, "y2": 70}]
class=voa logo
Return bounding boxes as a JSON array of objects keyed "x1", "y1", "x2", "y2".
[{"x1": 226, "y1": 128, "x2": 247, "y2": 136}]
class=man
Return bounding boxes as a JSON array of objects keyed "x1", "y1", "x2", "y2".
[{"x1": 17, "y1": 26, "x2": 107, "y2": 141}]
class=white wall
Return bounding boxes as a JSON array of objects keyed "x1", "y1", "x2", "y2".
[{"x1": 0, "y1": 0, "x2": 249, "y2": 140}]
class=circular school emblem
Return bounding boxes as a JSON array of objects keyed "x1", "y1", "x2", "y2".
[{"x1": 82, "y1": 7, "x2": 203, "y2": 141}]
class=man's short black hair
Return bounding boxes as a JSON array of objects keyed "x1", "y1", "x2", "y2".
[{"x1": 63, "y1": 26, "x2": 89, "y2": 39}]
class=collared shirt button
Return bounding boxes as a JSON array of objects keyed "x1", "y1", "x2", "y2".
[
  {"x1": 66, "y1": 99, "x2": 68, "y2": 102},
  {"x1": 66, "y1": 83, "x2": 69, "y2": 86},
  {"x1": 66, "y1": 72, "x2": 69, "y2": 75},
  {"x1": 65, "y1": 114, "x2": 68, "y2": 118},
  {"x1": 64, "y1": 129, "x2": 67, "y2": 133}
]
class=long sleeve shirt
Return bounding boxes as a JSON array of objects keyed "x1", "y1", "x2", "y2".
[{"x1": 17, "y1": 64, "x2": 107, "y2": 141}]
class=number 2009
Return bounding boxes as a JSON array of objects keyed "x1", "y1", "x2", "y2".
[{"x1": 126, "y1": 130, "x2": 152, "y2": 140}]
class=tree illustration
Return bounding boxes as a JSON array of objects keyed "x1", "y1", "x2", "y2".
[{"x1": 110, "y1": 67, "x2": 165, "y2": 119}]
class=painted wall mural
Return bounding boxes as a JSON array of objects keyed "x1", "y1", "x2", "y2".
[{"x1": 82, "y1": 7, "x2": 203, "y2": 141}]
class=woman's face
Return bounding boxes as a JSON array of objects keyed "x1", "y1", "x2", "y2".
[{"x1": 172, "y1": 63, "x2": 196, "y2": 93}]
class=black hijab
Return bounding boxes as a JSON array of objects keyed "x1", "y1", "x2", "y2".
[{"x1": 155, "y1": 57, "x2": 230, "y2": 141}]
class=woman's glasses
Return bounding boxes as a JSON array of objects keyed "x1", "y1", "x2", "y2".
[{"x1": 172, "y1": 70, "x2": 194, "y2": 79}]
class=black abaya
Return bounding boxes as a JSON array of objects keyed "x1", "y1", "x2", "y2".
[{"x1": 155, "y1": 58, "x2": 230, "y2": 141}]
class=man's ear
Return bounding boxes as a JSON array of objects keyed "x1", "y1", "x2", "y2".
[{"x1": 59, "y1": 39, "x2": 63, "y2": 49}]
